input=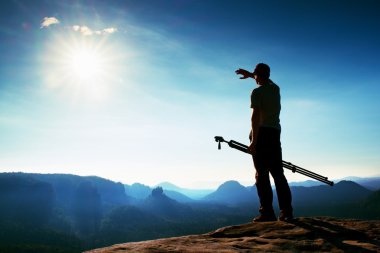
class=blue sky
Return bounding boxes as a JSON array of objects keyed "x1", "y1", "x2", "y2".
[{"x1": 0, "y1": 0, "x2": 379, "y2": 188}]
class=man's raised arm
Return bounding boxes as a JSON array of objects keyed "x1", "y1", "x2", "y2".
[{"x1": 235, "y1": 68, "x2": 254, "y2": 79}]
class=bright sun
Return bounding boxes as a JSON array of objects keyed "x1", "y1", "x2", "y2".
[
  {"x1": 63, "y1": 43, "x2": 107, "y2": 85},
  {"x1": 67, "y1": 48, "x2": 103, "y2": 81},
  {"x1": 43, "y1": 36, "x2": 121, "y2": 100}
]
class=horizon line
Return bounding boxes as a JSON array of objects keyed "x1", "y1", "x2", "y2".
[{"x1": 1, "y1": 171, "x2": 380, "y2": 190}]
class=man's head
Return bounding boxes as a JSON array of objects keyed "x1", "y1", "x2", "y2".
[{"x1": 253, "y1": 63, "x2": 270, "y2": 85}]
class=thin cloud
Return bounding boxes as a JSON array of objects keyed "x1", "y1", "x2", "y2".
[
  {"x1": 41, "y1": 17, "x2": 60, "y2": 28},
  {"x1": 103, "y1": 27, "x2": 117, "y2": 34},
  {"x1": 71, "y1": 25, "x2": 117, "y2": 36},
  {"x1": 73, "y1": 25, "x2": 94, "y2": 36},
  {"x1": 72, "y1": 25, "x2": 80, "y2": 31},
  {"x1": 40, "y1": 16, "x2": 117, "y2": 36}
]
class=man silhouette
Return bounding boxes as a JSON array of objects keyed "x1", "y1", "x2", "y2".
[{"x1": 236, "y1": 63, "x2": 293, "y2": 222}]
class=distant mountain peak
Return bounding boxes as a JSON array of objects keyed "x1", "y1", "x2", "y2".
[
  {"x1": 131, "y1": 182, "x2": 150, "y2": 187},
  {"x1": 155, "y1": 182, "x2": 214, "y2": 200},
  {"x1": 202, "y1": 180, "x2": 255, "y2": 205},
  {"x1": 335, "y1": 180, "x2": 364, "y2": 187},
  {"x1": 217, "y1": 180, "x2": 245, "y2": 191},
  {"x1": 157, "y1": 181, "x2": 180, "y2": 190},
  {"x1": 151, "y1": 187, "x2": 164, "y2": 197}
]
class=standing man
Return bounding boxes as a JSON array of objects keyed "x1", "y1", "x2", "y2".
[{"x1": 236, "y1": 63, "x2": 293, "y2": 222}]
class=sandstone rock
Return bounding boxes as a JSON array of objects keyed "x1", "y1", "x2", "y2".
[{"x1": 85, "y1": 217, "x2": 380, "y2": 252}]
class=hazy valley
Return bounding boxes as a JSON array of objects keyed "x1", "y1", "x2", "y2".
[{"x1": 0, "y1": 172, "x2": 379, "y2": 252}]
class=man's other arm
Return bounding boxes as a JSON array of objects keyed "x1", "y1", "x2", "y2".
[{"x1": 248, "y1": 107, "x2": 260, "y2": 153}]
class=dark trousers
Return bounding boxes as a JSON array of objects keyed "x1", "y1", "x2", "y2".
[{"x1": 252, "y1": 127, "x2": 292, "y2": 214}]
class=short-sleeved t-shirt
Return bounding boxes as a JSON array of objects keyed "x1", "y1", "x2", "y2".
[{"x1": 250, "y1": 81, "x2": 281, "y2": 130}]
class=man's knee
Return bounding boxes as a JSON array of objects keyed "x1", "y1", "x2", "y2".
[
  {"x1": 270, "y1": 169, "x2": 288, "y2": 183},
  {"x1": 255, "y1": 170, "x2": 270, "y2": 185}
]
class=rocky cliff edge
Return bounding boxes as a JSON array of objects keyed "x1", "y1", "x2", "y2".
[{"x1": 86, "y1": 217, "x2": 380, "y2": 252}]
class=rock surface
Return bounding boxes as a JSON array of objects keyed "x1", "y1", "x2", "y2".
[{"x1": 86, "y1": 217, "x2": 380, "y2": 252}]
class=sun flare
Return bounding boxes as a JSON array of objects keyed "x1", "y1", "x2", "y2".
[
  {"x1": 43, "y1": 35, "x2": 122, "y2": 100},
  {"x1": 67, "y1": 48, "x2": 103, "y2": 81},
  {"x1": 62, "y1": 42, "x2": 109, "y2": 87}
]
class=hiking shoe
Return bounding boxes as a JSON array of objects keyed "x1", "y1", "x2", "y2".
[
  {"x1": 252, "y1": 214, "x2": 277, "y2": 222},
  {"x1": 278, "y1": 210, "x2": 294, "y2": 221}
]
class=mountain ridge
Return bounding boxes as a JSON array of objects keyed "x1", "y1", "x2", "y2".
[
  {"x1": 202, "y1": 180, "x2": 258, "y2": 206},
  {"x1": 156, "y1": 181, "x2": 214, "y2": 199},
  {"x1": 1, "y1": 172, "x2": 380, "y2": 252}
]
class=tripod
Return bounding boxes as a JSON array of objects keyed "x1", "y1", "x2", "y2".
[{"x1": 214, "y1": 136, "x2": 334, "y2": 186}]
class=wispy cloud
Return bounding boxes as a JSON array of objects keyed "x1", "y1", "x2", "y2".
[
  {"x1": 72, "y1": 25, "x2": 118, "y2": 36},
  {"x1": 40, "y1": 16, "x2": 117, "y2": 36},
  {"x1": 41, "y1": 17, "x2": 60, "y2": 28},
  {"x1": 103, "y1": 27, "x2": 117, "y2": 34}
]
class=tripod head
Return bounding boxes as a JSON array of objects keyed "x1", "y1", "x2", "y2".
[
  {"x1": 214, "y1": 136, "x2": 225, "y2": 143},
  {"x1": 214, "y1": 136, "x2": 226, "y2": 150},
  {"x1": 215, "y1": 136, "x2": 250, "y2": 153}
]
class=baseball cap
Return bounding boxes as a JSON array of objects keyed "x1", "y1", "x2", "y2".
[{"x1": 253, "y1": 63, "x2": 270, "y2": 79}]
